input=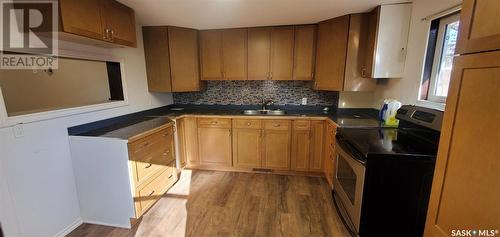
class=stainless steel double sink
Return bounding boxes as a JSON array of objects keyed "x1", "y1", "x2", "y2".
[{"x1": 242, "y1": 109, "x2": 287, "y2": 116}]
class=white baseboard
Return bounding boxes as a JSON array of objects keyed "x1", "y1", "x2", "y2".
[
  {"x1": 53, "y1": 218, "x2": 83, "y2": 237},
  {"x1": 82, "y1": 220, "x2": 131, "y2": 229}
]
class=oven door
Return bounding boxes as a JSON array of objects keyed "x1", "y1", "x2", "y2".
[{"x1": 333, "y1": 139, "x2": 366, "y2": 235}]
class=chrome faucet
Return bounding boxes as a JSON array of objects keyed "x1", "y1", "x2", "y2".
[{"x1": 261, "y1": 99, "x2": 274, "y2": 111}]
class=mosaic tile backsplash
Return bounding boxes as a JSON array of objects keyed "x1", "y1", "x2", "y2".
[{"x1": 173, "y1": 81, "x2": 339, "y2": 106}]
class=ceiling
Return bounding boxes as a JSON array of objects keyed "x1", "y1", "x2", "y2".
[{"x1": 119, "y1": 0, "x2": 412, "y2": 30}]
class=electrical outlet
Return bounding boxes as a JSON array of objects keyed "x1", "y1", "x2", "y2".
[
  {"x1": 301, "y1": 98, "x2": 308, "y2": 105},
  {"x1": 12, "y1": 124, "x2": 24, "y2": 138}
]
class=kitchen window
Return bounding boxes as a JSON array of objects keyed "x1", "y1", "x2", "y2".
[{"x1": 420, "y1": 12, "x2": 460, "y2": 105}]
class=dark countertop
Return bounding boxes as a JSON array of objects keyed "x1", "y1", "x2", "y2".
[{"x1": 69, "y1": 104, "x2": 385, "y2": 140}]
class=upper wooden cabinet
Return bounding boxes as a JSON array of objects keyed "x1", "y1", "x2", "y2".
[
  {"x1": 59, "y1": 0, "x2": 137, "y2": 47},
  {"x1": 143, "y1": 26, "x2": 201, "y2": 92},
  {"x1": 199, "y1": 30, "x2": 223, "y2": 80},
  {"x1": 101, "y1": 0, "x2": 137, "y2": 47},
  {"x1": 344, "y1": 14, "x2": 377, "y2": 91},
  {"x1": 168, "y1": 27, "x2": 201, "y2": 91},
  {"x1": 248, "y1": 28, "x2": 272, "y2": 80},
  {"x1": 222, "y1": 29, "x2": 248, "y2": 80},
  {"x1": 364, "y1": 4, "x2": 411, "y2": 78},
  {"x1": 314, "y1": 14, "x2": 376, "y2": 91},
  {"x1": 314, "y1": 15, "x2": 350, "y2": 91},
  {"x1": 456, "y1": 0, "x2": 500, "y2": 54},
  {"x1": 270, "y1": 27, "x2": 295, "y2": 80},
  {"x1": 247, "y1": 27, "x2": 298, "y2": 80},
  {"x1": 200, "y1": 29, "x2": 248, "y2": 80},
  {"x1": 293, "y1": 25, "x2": 316, "y2": 80},
  {"x1": 143, "y1": 26, "x2": 171, "y2": 92},
  {"x1": 59, "y1": 0, "x2": 104, "y2": 40}
]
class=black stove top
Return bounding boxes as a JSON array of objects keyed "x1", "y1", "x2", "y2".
[
  {"x1": 336, "y1": 105, "x2": 443, "y2": 162},
  {"x1": 337, "y1": 127, "x2": 439, "y2": 161}
]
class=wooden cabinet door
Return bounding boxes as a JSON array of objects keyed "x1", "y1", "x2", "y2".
[
  {"x1": 59, "y1": 0, "x2": 105, "y2": 41},
  {"x1": 290, "y1": 121, "x2": 311, "y2": 171},
  {"x1": 102, "y1": 0, "x2": 137, "y2": 47},
  {"x1": 344, "y1": 13, "x2": 376, "y2": 92},
  {"x1": 232, "y1": 129, "x2": 262, "y2": 168},
  {"x1": 168, "y1": 27, "x2": 200, "y2": 91},
  {"x1": 309, "y1": 121, "x2": 325, "y2": 172},
  {"x1": 200, "y1": 30, "x2": 223, "y2": 80},
  {"x1": 248, "y1": 28, "x2": 271, "y2": 80},
  {"x1": 456, "y1": 0, "x2": 500, "y2": 54},
  {"x1": 270, "y1": 27, "x2": 294, "y2": 80},
  {"x1": 176, "y1": 119, "x2": 187, "y2": 167},
  {"x1": 143, "y1": 26, "x2": 172, "y2": 92},
  {"x1": 198, "y1": 128, "x2": 232, "y2": 166},
  {"x1": 424, "y1": 52, "x2": 500, "y2": 237},
  {"x1": 314, "y1": 15, "x2": 350, "y2": 91},
  {"x1": 263, "y1": 121, "x2": 291, "y2": 170},
  {"x1": 183, "y1": 117, "x2": 199, "y2": 166},
  {"x1": 222, "y1": 29, "x2": 247, "y2": 80},
  {"x1": 293, "y1": 25, "x2": 316, "y2": 81}
]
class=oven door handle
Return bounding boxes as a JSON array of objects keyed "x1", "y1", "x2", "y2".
[
  {"x1": 332, "y1": 190, "x2": 359, "y2": 237},
  {"x1": 336, "y1": 137, "x2": 366, "y2": 165}
]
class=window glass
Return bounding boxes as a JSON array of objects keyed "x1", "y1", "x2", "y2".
[
  {"x1": 435, "y1": 20, "x2": 459, "y2": 97},
  {"x1": 420, "y1": 12, "x2": 460, "y2": 104}
]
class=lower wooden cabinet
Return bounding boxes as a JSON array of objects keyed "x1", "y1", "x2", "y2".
[
  {"x1": 309, "y1": 120, "x2": 325, "y2": 172},
  {"x1": 323, "y1": 120, "x2": 337, "y2": 189},
  {"x1": 134, "y1": 161, "x2": 177, "y2": 217},
  {"x1": 197, "y1": 118, "x2": 232, "y2": 166},
  {"x1": 291, "y1": 120, "x2": 325, "y2": 172},
  {"x1": 262, "y1": 120, "x2": 292, "y2": 170},
  {"x1": 232, "y1": 119, "x2": 263, "y2": 168},
  {"x1": 129, "y1": 124, "x2": 178, "y2": 217},
  {"x1": 291, "y1": 120, "x2": 311, "y2": 171}
]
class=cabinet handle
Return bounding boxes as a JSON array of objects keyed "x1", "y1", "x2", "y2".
[
  {"x1": 168, "y1": 174, "x2": 173, "y2": 179},
  {"x1": 142, "y1": 142, "x2": 150, "y2": 147},
  {"x1": 103, "y1": 29, "x2": 109, "y2": 40},
  {"x1": 270, "y1": 72, "x2": 273, "y2": 79},
  {"x1": 148, "y1": 190, "x2": 155, "y2": 196},
  {"x1": 163, "y1": 150, "x2": 170, "y2": 156},
  {"x1": 260, "y1": 129, "x2": 264, "y2": 137},
  {"x1": 311, "y1": 72, "x2": 314, "y2": 79},
  {"x1": 211, "y1": 121, "x2": 218, "y2": 125},
  {"x1": 267, "y1": 72, "x2": 270, "y2": 80},
  {"x1": 110, "y1": 30, "x2": 115, "y2": 41},
  {"x1": 145, "y1": 163, "x2": 153, "y2": 168},
  {"x1": 246, "y1": 122, "x2": 251, "y2": 126},
  {"x1": 273, "y1": 123, "x2": 280, "y2": 127},
  {"x1": 361, "y1": 68, "x2": 367, "y2": 78}
]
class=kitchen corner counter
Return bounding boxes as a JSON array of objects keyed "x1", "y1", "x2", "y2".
[{"x1": 68, "y1": 105, "x2": 384, "y2": 140}]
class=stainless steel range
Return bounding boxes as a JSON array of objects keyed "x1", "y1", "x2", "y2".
[{"x1": 332, "y1": 105, "x2": 443, "y2": 237}]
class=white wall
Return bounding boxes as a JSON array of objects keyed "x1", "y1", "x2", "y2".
[
  {"x1": 0, "y1": 25, "x2": 173, "y2": 237},
  {"x1": 371, "y1": 0, "x2": 462, "y2": 108}
]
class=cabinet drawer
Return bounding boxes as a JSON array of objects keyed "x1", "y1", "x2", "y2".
[
  {"x1": 293, "y1": 120, "x2": 311, "y2": 130},
  {"x1": 233, "y1": 119, "x2": 262, "y2": 129},
  {"x1": 264, "y1": 120, "x2": 291, "y2": 130},
  {"x1": 136, "y1": 163, "x2": 176, "y2": 216},
  {"x1": 198, "y1": 118, "x2": 231, "y2": 128},
  {"x1": 129, "y1": 127, "x2": 173, "y2": 159}
]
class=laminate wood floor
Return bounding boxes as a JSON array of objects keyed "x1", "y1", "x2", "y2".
[{"x1": 67, "y1": 169, "x2": 350, "y2": 237}]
